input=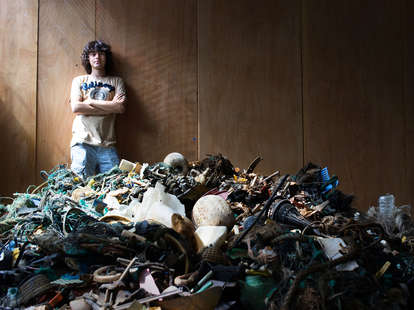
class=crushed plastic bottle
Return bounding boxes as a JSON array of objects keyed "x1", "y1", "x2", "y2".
[{"x1": 378, "y1": 194, "x2": 395, "y2": 233}]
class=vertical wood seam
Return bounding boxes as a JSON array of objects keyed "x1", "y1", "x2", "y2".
[
  {"x1": 94, "y1": 0, "x2": 97, "y2": 40},
  {"x1": 402, "y1": 0, "x2": 407, "y2": 189},
  {"x1": 196, "y1": 0, "x2": 200, "y2": 160},
  {"x1": 300, "y1": 0, "x2": 305, "y2": 168},
  {"x1": 35, "y1": 0, "x2": 40, "y2": 183}
]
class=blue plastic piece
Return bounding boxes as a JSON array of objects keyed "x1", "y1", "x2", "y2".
[
  {"x1": 7, "y1": 240, "x2": 16, "y2": 251},
  {"x1": 321, "y1": 167, "x2": 330, "y2": 183},
  {"x1": 320, "y1": 167, "x2": 339, "y2": 193},
  {"x1": 61, "y1": 273, "x2": 80, "y2": 280},
  {"x1": 321, "y1": 167, "x2": 333, "y2": 191}
]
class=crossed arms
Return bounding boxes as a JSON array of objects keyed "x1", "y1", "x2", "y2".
[{"x1": 71, "y1": 93, "x2": 126, "y2": 116}]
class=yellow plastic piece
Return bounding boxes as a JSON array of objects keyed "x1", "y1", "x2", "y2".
[
  {"x1": 12, "y1": 248, "x2": 20, "y2": 262},
  {"x1": 87, "y1": 179, "x2": 95, "y2": 187},
  {"x1": 376, "y1": 261, "x2": 391, "y2": 278},
  {"x1": 233, "y1": 175, "x2": 247, "y2": 183},
  {"x1": 246, "y1": 269, "x2": 272, "y2": 277}
]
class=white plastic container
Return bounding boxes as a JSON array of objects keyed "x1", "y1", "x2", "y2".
[
  {"x1": 194, "y1": 226, "x2": 227, "y2": 252},
  {"x1": 135, "y1": 182, "x2": 186, "y2": 227}
]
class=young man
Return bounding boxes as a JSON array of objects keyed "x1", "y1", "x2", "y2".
[{"x1": 70, "y1": 40, "x2": 126, "y2": 179}]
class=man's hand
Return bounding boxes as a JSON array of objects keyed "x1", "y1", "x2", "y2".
[
  {"x1": 71, "y1": 98, "x2": 107, "y2": 115},
  {"x1": 89, "y1": 92, "x2": 126, "y2": 114},
  {"x1": 72, "y1": 92, "x2": 126, "y2": 115},
  {"x1": 112, "y1": 93, "x2": 125, "y2": 104}
]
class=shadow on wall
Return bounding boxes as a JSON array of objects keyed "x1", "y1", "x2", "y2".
[
  {"x1": 112, "y1": 54, "x2": 158, "y2": 163},
  {"x1": 0, "y1": 82, "x2": 36, "y2": 195},
  {"x1": 35, "y1": 92, "x2": 73, "y2": 181}
]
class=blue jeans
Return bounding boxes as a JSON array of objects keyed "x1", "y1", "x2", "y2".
[{"x1": 71, "y1": 143, "x2": 120, "y2": 179}]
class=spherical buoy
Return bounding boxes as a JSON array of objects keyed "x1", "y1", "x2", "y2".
[
  {"x1": 163, "y1": 152, "x2": 189, "y2": 174},
  {"x1": 192, "y1": 195, "x2": 234, "y2": 228}
]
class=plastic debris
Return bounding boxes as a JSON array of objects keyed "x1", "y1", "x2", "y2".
[
  {"x1": 136, "y1": 182, "x2": 186, "y2": 228},
  {"x1": 0, "y1": 156, "x2": 413, "y2": 309}
]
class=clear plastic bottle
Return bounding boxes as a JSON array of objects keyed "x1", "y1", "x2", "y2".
[
  {"x1": 7, "y1": 287, "x2": 18, "y2": 308},
  {"x1": 378, "y1": 194, "x2": 395, "y2": 229}
]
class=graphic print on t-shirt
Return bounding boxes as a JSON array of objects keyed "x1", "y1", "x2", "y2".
[
  {"x1": 81, "y1": 81, "x2": 115, "y2": 101},
  {"x1": 90, "y1": 88, "x2": 109, "y2": 100}
]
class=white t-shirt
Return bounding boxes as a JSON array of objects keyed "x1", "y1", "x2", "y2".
[{"x1": 70, "y1": 75, "x2": 126, "y2": 147}]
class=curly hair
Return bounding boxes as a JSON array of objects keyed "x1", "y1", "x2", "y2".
[{"x1": 81, "y1": 40, "x2": 113, "y2": 74}]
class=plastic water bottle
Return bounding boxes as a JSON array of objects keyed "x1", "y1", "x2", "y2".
[{"x1": 378, "y1": 194, "x2": 395, "y2": 227}]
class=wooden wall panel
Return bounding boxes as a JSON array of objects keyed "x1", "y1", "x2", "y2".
[
  {"x1": 96, "y1": 0, "x2": 198, "y2": 163},
  {"x1": 37, "y1": 0, "x2": 95, "y2": 177},
  {"x1": 198, "y1": 0, "x2": 302, "y2": 175},
  {"x1": 404, "y1": 0, "x2": 414, "y2": 209},
  {"x1": 303, "y1": 1, "x2": 407, "y2": 211},
  {"x1": 0, "y1": 0, "x2": 37, "y2": 195},
  {"x1": 1, "y1": 0, "x2": 412, "y2": 212}
]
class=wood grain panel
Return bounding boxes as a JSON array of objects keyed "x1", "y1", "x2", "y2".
[
  {"x1": 0, "y1": 0, "x2": 37, "y2": 195},
  {"x1": 37, "y1": 0, "x2": 95, "y2": 177},
  {"x1": 96, "y1": 0, "x2": 198, "y2": 163},
  {"x1": 198, "y1": 0, "x2": 302, "y2": 174},
  {"x1": 403, "y1": 0, "x2": 414, "y2": 210},
  {"x1": 303, "y1": 1, "x2": 406, "y2": 211}
]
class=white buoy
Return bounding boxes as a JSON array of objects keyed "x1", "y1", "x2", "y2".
[{"x1": 192, "y1": 195, "x2": 235, "y2": 228}]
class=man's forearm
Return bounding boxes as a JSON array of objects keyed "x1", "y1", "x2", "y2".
[
  {"x1": 71, "y1": 101, "x2": 111, "y2": 115},
  {"x1": 89, "y1": 100, "x2": 125, "y2": 114}
]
